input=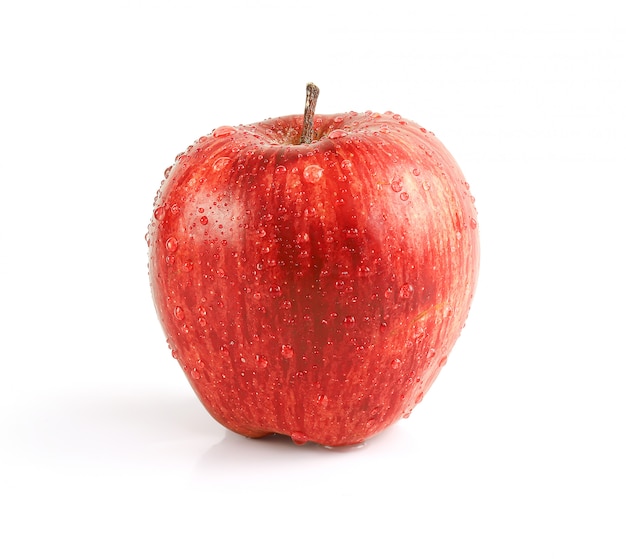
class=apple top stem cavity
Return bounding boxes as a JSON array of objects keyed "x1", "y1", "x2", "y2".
[{"x1": 147, "y1": 83, "x2": 480, "y2": 448}]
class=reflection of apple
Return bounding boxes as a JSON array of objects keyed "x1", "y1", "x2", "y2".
[{"x1": 147, "y1": 84, "x2": 479, "y2": 447}]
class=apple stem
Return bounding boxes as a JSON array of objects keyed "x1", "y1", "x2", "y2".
[{"x1": 300, "y1": 83, "x2": 320, "y2": 144}]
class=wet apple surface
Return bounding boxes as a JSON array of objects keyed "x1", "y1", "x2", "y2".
[{"x1": 147, "y1": 93, "x2": 479, "y2": 447}]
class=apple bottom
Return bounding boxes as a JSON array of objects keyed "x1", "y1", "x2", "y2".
[{"x1": 179, "y1": 329, "x2": 448, "y2": 447}]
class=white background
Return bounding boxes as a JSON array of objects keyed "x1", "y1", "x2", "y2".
[{"x1": 1, "y1": 1, "x2": 624, "y2": 557}]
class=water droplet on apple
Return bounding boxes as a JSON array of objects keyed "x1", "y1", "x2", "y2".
[
  {"x1": 165, "y1": 237, "x2": 178, "y2": 252},
  {"x1": 400, "y1": 192, "x2": 409, "y2": 201},
  {"x1": 412, "y1": 168, "x2": 421, "y2": 176},
  {"x1": 399, "y1": 283, "x2": 414, "y2": 298},
  {"x1": 269, "y1": 284, "x2": 282, "y2": 298},
  {"x1": 333, "y1": 115, "x2": 345, "y2": 123},
  {"x1": 281, "y1": 344, "x2": 294, "y2": 359},
  {"x1": 173, "y1": 306, "x2": 185, "y2": 320},
  {"x1": 470, "y1": 217, "x2": 478, "y2": 229},
  {"x1": 357, "y1": 264, "x2": 371, "y2": 276},
  {"x1": 390, "y1": 178, "x2": 403, "y2": 193},
  {"x1": 422, "y1": 181, "x2": 431, "y2": 191},
  {"x1": 439, "y1": 356, "x2": 448, "y2": 367},
  {"x1": 328, "y1": 129, "x2": 347, "y2": 139},
  {"x1": 390, "y1": 358, "x2": 402, "y2": 369},
  {"x1": 340, "y1": 159, "x2": 352, "y2": 171},
  {"x1": 182, "y1": 260, "x2": 193, "y2": 272},
  {"x1": 275, "y1": 164, "x2": 287, "y2": 175},
  {"x1": 190, "y1": 368, "x2": 201, "y2": 380},
  {"x1": 153, "y1": 206, "x2": 166, "y2": 220},
  {"x1": 255, "y1": 355, "x2": 268, "y2": 369},
  {"x1": 343, "y1": 316, "x2": 356, "y2": 328},
  {"x1": 213, "y1": 126, "x2": 236, "y2": 138},
  {"x1": 280, "y1": 299, "x2": 292, "y2": 310},
  {"x1": 303, "y1": 164, "x2": 324, "y2": 183},
  {"x1": 213, "y1": 156, "x2": 231, "y2": 172},
  {"x1": 290, "y1": 431, "x2": 309, "y2": 445},
  {"x1": 199, "y1": 215, "x2": 208, "y2": 225}
]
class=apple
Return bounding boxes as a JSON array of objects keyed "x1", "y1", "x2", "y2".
[{"x1": 147, "y1": 84, "x2": 479, "y2": 447}]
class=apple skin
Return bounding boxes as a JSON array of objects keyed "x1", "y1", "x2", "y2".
[{"x1": 147, "y1": 111, "x2": 479, "y2": 447}]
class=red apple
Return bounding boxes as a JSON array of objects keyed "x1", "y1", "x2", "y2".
[{"x1": 147, "y1": 84, "x2": 479, "y2": 447}]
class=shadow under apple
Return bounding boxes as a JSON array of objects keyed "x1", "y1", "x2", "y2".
[{"x1": 194, "y1": 419, "x2": 415, "y2": 480}]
